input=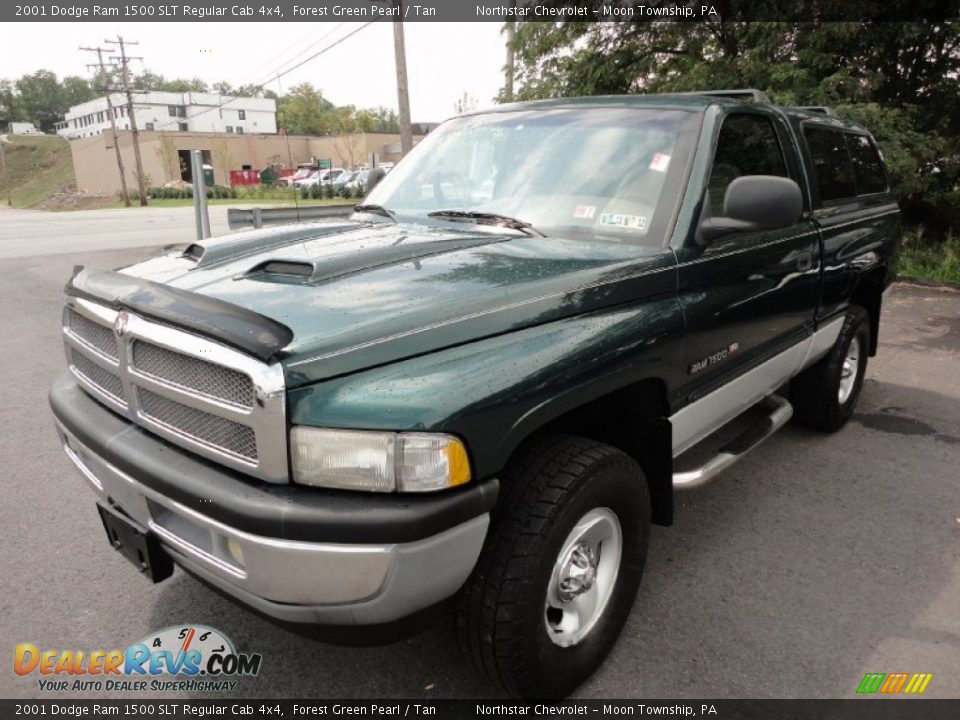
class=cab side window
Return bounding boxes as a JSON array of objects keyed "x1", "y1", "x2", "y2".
[
  {"x1": 803, "y1": 127, "x2": 856, "y2": 203},
  {"x1": 846, "y1": 134, "x2": 887, "y2": 195},
  {"x1": 708, "y1": 113, "x2": 787, "y2": 215}
]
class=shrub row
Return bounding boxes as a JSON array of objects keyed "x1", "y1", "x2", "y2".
[
  {"x1": 147, "y1": 185, "x2": 237, "y2": 199},
  {"x1": 300, "y1": 183, "x2": 365, "y2": 200}
]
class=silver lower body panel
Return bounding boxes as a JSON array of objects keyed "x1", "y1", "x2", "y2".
[{"x1": 55, "y1": 420, "x2": 488, "y2": 625}]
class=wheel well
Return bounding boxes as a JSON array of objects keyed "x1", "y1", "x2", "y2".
[
  {"x1": 512, "y1": 379, "x2": 674, "y2": 527},
  {"x1": 851, "y1": 267, "x2": 886, "y2": 356}
]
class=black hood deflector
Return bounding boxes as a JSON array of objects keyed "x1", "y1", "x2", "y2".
[{"x1": 66, "y1": 266, "x2": 294, "y2": 362}]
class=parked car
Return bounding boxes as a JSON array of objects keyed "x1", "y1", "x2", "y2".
[
  {"x1": 332, "y1": 171, "x2": 355, "y2": 192},
  {"x1": 296, "y1": 168, "x2": 345, "y2": 188},
  {"x1": 344, "y1": 169, "x2": 369, "y2": 194},
  {"x1": 50, "y1": 91, "x2": 899, "y2": 699},
  {"x1": 277, "y1": 166, "x2": 314, "y2": 187}
]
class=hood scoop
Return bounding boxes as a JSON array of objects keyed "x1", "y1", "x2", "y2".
[
  {"x1": 244, "y1": 234, "x2": 512, "y2": 285},
  {"x1": 183, "y1": 223, "x2": 355, "y2": 268}
]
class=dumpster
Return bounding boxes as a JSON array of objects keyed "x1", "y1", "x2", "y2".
[{"x1": 260, "y1": 166, "x2": 278, "y2": 185}]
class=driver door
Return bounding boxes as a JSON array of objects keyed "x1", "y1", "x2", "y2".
[{"x1": 672, "y1": 110, "x2": 819, "y2": 451}]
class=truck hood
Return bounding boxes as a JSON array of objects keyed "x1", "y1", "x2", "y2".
[{"x1": 123, "y1": 221, "x2": 676, "y2": 387}]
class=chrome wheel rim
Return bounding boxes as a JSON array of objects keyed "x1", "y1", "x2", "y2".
[
  {"x1": 838, "y1": 335, "x2": 861, "y2": 404},
  {"x1": 544, "y1": 507, "x2": 622, "y2": 648}
]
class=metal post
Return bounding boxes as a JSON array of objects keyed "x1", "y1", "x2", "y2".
[
  {"x1": 0, "y1": 139, "x2": 11, "y2": 206},
  {"x1": 392, "y1": 3, "x2": 413, "y2": 156},
  {"x1": 191, "y1": 150, "x2": 210, "y2": 240},
  {"x1": 504, "y1": 19, "x2": 516, "y2": 102}
]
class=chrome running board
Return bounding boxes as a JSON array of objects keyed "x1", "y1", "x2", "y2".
[{"x1": 673, "y1": 395, "x2": 793, "y2": 490}]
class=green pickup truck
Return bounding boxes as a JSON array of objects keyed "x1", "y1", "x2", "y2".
[{"x1": 50, "y1": 91, "x2": 899, "y2": 698}]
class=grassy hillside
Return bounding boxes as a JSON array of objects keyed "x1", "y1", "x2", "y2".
[{"x1": 0, "y1": 134, "x2": 75, "y2": 207}]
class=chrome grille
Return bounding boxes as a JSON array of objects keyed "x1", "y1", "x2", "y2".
[
  {"x1": 61, "y1": 297, "x2": 288, "y2": 482},
  {"x1": 67, "y1": 309, "x2": 118, "y2": 359},
  {"x1": 138, "y1": 388, "x2": 258, "y2": 461},
  {"x1": 132, "y1": 340, "x2": 254, "y2": 408},
  {"x1": 70, "y1": 349, "x2": 125, "y2": 403}
]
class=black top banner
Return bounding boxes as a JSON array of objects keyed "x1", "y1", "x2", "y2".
[
  {"x1": 3, "y1": 700, "x2": 960, "y2": 720},
  {"x1": 6, "y1": 0, "x2": 960, "y2": 23}
]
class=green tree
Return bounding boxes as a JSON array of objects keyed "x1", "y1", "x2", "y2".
[
  {"x1": 61, "y1": 76, "x2": 95, "y2": 107},
  {"x1": 276, "y1": 83, "x2": 336, "y2": 135},
  {"x1": 15, "y1": 70, "x2": 67, "y2": 132},
  {"x1": 0, "y1": 79, "x2": 25, "y2": 130},
  {"x1": 133, "y1": 70, "x2": 209, "y2": 93},
  {"x1": 507, "y1": 15, "x2": 960, "y2": 233},
  {"x1": 237, "y1": 83, "x2": 268, "y2": 98},
  {"x1": 133, "y1": 70, "x2": 167, "y2": 90}
]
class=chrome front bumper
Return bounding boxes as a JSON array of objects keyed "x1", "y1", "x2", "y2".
[{"x1": 55, "y1": 421, "x2": 489, "y2": 625}]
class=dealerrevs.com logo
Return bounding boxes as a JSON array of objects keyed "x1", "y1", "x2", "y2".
[{"x1": 14, "y1": 625, "x2": 262, "y2": 693}]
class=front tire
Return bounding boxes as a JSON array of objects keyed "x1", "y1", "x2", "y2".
[
  {"x1": 455, "y1": 435, "x2": 650, "y2": 698},
  {"x1": 791, "y1": 305, "x2": 870, "y2": 432}
]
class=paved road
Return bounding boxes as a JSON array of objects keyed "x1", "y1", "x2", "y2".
[
  {"x1": 0, "y1": 205, "x2": 232, "y2": 260},
  {"x1": 1, "y1": 209, "x2": 958, "y2": 700}
]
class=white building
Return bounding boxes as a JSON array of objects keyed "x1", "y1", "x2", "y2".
[
  {"x1": 55, "y1": 91, "x2": 276, "y2": 140},
  {"x1": 10, "y1": 121, "x2": 42, "y2": 135}
]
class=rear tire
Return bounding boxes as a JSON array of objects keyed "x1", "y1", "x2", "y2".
[
  {"x1": 791, "y1": 305, "x2": 870, "y2": 432},
  {"x1": 455, "y1": 435, "x2": 650, "y2": 698}
]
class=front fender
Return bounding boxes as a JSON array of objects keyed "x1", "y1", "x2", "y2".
[{"x1": 286, "y1": 299, "x2": 685, "y2": 479}]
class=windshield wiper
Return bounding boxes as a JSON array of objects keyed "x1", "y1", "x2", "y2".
[
  {"x1": 427, "y1": 210, "x2": 545, "y2": 237},
  {"x1": 354, "y1": 204, "x2": 397, "y2": 222}
]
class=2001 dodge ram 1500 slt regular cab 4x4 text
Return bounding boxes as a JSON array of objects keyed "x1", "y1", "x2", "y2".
[{"x1": 49, "y1": 91, "x2": 900, "y2": 698}]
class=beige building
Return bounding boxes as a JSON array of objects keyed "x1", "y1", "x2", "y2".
[{"x1": 70, "y1": 129, "x2": 426, "y2": 195}]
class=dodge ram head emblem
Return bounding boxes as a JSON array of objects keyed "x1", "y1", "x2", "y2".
[{"x1": 114, "y1": 312, "x2": 129, "y2": 337}]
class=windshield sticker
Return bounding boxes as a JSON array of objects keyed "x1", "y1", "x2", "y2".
[
  {"x1": 599, "y1": 213, "x2": 647, "y2": 231},
  {"x1": 573, "y1": 205, "x2": 597, "y2": 219},
  {"x1": 649, "y1": 153, "x2": 671, "y2": 172}
]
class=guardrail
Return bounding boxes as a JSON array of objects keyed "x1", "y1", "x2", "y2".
[{"x1": 227, "y1": 204, "x2": 355, "y2": 230}]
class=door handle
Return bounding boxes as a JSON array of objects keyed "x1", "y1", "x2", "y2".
[{"x1": 796, "y1": 251, "x2": 813, "y2": 272}]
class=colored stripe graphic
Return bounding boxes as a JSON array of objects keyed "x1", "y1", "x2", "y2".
[
  {"x1": 904, "y1": 673, "x2": 933, "y2": 694},
  {"x1": 857, "y1": 672, "x2": 932, "y2": 694},
  {"x1": 880, "y1": 673, "x2": 909, "y2": 693},
  {"x1": 857, "y1": 673, "x2": 885, "y2": 693}
]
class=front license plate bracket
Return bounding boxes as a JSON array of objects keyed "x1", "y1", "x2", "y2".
[{"x1": 97, "y1": 503, "x2": 174, "y2": 583}]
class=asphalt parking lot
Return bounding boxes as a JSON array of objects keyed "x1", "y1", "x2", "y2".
[{"x1": 1, "y1": 206, "x2": 958, "y2": 700}]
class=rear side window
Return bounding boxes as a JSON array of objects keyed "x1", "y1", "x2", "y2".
[
  {"x1": 846, "y1": 134, "x2": 887, "y2": 195},
  {"x1": 803, "y1": 127, "x2": 856, "y2": 202},
  {"x1": 708, "y1": 113, "x2": 787, "y2": 214}
]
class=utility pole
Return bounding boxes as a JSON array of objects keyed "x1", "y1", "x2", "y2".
[
  {"x1": 392, "y1": 1, "x2": 413, "y2": 156},
  {"x1": 107, "y1": 35, "x2": 147, "y2": 206},
  {"x1": 81, "y1": 45, "x2": 130, "y2": 207},
  {"x1": 0, "y1": 139, "x2": 11, "y2": 206},
  {"x1": 504, "y1": 20, "x2": 516, "y2": 102}
]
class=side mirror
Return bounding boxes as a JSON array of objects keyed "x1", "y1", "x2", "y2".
[
  {"x1": 698, "y1": 175, "x2": 803, "y2": 244},
  {"x1": 367, "y1": 167, "x2": 386, "y2": 193}
]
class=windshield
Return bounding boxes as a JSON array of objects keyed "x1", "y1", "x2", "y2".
[{"x1": 365, "y1": 107, "x2": 698, "y2": 244}]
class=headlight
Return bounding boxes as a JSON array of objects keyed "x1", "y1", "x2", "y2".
[{"x1": 290, "y1": 427, "x2": 472, "y2": 492}]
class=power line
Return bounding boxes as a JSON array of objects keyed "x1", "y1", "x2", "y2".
[
  {"x1": 146, "y1": 22, "x2": 375, "y2": 133},
  {"x1": 247, "y1": 23, "x2": 348, "y2": 89}
]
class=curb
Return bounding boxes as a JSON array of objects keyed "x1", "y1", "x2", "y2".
[{"x1": 895, "y1": 276, "x2": 960, "y2": 292}]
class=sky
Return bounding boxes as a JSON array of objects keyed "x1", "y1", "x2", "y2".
[{"x1": 2, "y1": 22, "x2": 508, "y2": 122}]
